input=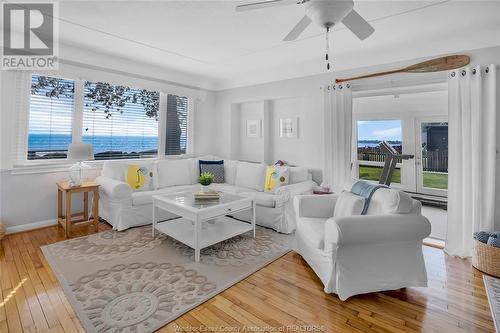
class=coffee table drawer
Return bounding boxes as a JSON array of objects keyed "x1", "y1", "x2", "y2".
[{"x1": 198, "y1": 199, "x2": 252, "y2": 220}]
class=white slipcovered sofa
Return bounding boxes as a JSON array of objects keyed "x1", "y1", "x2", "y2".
[
  {"x1": 96, "y1": 156, "x2": 317, "y2": 233},
  {"x1": 293, "y1": 188, "x2": 431, "y2": 300}
]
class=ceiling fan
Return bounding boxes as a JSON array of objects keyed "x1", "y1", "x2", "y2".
[{"x1": 236, "y1": 0, "x2": 375, "y2": 70}]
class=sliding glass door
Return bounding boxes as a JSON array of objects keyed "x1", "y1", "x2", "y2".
[{"x1": 354, "y1": 116, "x2": 448, "y2": 196}]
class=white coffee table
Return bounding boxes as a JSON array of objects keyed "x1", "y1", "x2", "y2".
[{"x1": 152, "y1": 190, "x2": 256, "y2": 262}]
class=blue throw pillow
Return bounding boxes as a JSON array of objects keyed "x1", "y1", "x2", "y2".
[
  {"x1": 199, "y1": 160, "x2": 224, "y2": 183},
  {"x1": 487, "y1": 236, "x2": 500, "y2": 248},
  {"x1": 473, "y1": 231, "x2": 491, "y2": 244}
]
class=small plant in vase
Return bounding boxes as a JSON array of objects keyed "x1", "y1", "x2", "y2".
[{"x1": 199, "y1": 172, "x2": 215, "y2": 192}]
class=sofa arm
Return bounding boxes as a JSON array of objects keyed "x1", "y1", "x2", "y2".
[
  {"x1": 293, "y1": 194, "x2": 338, "y2": 219},
  {"x1": 324, "y1": 214, "x2": 431, "y2": 246},
  {"x1": 275, "y1": 180, "x2": 316, "y2": 204},
  {"x1": 95, "y1": 176, "x2": 132, "y2": 200}
]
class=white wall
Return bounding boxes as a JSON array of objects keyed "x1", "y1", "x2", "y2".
[{"x1": 0, "y1": 46, "x2": 215, "y2": 232}]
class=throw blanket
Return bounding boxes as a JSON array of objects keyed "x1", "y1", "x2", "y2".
[{"x1": 351, "y1": 181, "x2": 387, "y2": 215}]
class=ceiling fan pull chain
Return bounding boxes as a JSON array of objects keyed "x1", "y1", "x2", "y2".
[{"x1": 326, "y1": 26, "x2": 331, "y2": 71}]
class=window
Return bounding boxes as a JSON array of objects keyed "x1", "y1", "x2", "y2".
[
  {"x1": 83, "y1": 81, "x2": 160, "y2": 160},
  {"x1": 357, "y1": 120, "x2": 402, "y2": 183},
  {"x1": 23, "y1": 73, "x2": 191, "y2": 163},
  {"x1": 165, "y1": 94, "x2": 188, "y2": 155},
  {"x1": 28, "y1": 75, "x2": 75, "y2": 160}
]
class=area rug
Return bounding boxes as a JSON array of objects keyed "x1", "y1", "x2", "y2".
[
  {"x1": 42, "y1": 224, "x2": 294, "y2": 333},
  {"x1": 484, "y1": 275, "x2": 500, "y2": 333}
]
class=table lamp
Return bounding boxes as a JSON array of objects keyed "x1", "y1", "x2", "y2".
[{"x1": 67, "y1": 142, "x2": 94, "y2": 187}]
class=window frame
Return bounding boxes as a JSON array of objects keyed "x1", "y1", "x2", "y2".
[{"x1": 16, "y1": 72, "x2": 194, "y2": 169}]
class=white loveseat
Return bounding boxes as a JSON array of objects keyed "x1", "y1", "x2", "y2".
[
  {"x1": 96, "y1": 157, "x2": 317, "y2": 233},
  {"x1": 293, "y1": 188, "x2": 431, "y2": 300}
]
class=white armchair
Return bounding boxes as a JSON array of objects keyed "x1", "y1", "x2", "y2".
[{"x1": 293, "y1": 188, "x2": 431, "y2": 301}]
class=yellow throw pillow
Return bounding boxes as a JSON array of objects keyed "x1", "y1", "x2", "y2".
[
  {"x1": 125, "y1": 165, "x2": 154, "y2": 191},
  {"x1": 265, "y1": 166, "x2": 290, "y2": 193}
]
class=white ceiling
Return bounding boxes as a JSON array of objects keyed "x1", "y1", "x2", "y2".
[{"x1": 55, "y1": 0, "x2": 500, "y2": 90}]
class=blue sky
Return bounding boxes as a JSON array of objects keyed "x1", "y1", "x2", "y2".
[{"x1": 357, "y1": 120, "x2": 402, "y2": 141}]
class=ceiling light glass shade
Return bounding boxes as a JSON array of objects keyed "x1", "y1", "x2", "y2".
[{"x1": 67, "y1": 142, "x2": 94, "y2": 187}]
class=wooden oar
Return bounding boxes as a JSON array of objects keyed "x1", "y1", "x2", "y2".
[{"x1": 335, "y1": 55, "x2": 470, "y2": 83}]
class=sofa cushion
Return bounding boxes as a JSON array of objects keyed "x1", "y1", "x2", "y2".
[
  {"x1": 366, "y1": 188, "x2": 413, "y2": 215},
  {"x1": 131, "y1": 184, "x2": 198, "y2": 206},
  {"x1": 235, "y1": 162, "x2": 266, "y2": 191},
  {"x1": 199, "y1": 160, "x2": 225, "y2": 183},
  {"x1": 290, "y1": 166, "x2": 309, "y2": 184},
  {"x1": 239, "y1": 191, "x2": 276, "y2": 208},
  {"x1": 156, "y1": 159, "x2": 193, "y2": 188},
  {"x1": 297, "y1": 217, "x2": 326, "y2": 250},
  {"x1": 210, "y1": 183, "x2": 253, "y2": 194},
  {"x1": 334, "y1": 191, "x2": 365, "y2": 217}
]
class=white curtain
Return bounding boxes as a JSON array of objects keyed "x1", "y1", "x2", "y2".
[
  {"x1": 323, "y1": 83, "x2": 353, "y2": 193},
  {"x1": 445, "y1": 65, "x2": 497, "y2": 258}
]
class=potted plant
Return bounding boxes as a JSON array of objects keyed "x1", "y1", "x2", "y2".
[{"x1": 199, "y1": 172, "x2": 215, "y2": 192}]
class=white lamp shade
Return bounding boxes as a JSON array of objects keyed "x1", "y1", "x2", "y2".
[{"x1": 68, "y1": 142, "x2": 94, "y2": 161}]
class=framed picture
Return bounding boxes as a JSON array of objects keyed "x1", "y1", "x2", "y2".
[
  {"x1": 246, "y1": 119, "x2": 261, "y2": 138},
  {"x1": 279, "y1": 117, "x2": 298, "y2": 138}
]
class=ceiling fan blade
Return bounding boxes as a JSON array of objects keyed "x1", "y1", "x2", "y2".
[
  {"x1": 283, "y1": 15, "x2": 312, "y2": 41},
  {"x1": 236, "y1": 0, "x2": 297, "y2": 12},
  {"x1": 342, "y1": 9, "x2": 374, "y2": 40}
]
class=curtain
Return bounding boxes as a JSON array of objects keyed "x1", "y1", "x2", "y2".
[
  {"x1": 323, "y1": 83, "x2": 353, "y2": 193},
  {"x1": 445, "y1": 65, "x2": 497, "y2": 258}
]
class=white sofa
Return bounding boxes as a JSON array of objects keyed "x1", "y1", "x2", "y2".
[
  {"x1": 96, "y1": 156, "x2": 317, "y2": 233},
  {"x1": 293, "y1": 188, "x2": 431, "y2": 300}
]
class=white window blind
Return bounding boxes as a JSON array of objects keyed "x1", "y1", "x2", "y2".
[
  {"x1": 82, "y1": 81, "x2": 160, "y2": 160},
  {"x1": 165, "y1": 94, "x2": 189, "y2": 155},
  {"x1": 28, "y1": 75, "x2": 75, "y2": 160}
]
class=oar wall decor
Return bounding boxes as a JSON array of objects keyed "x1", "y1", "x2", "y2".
[{"x1": 335, "y1": 55, "x2": 470, "y2": 83}]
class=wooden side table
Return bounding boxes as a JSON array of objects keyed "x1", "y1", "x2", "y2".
[{"x1": 57, "y1": 181, "x2": 100, "y2": 238}]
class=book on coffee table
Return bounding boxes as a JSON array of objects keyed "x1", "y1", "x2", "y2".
[{"x1": 193, "y1": 191, "x2": 220, "y2": 200}]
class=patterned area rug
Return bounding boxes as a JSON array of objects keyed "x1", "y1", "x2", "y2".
[
  {"x1": 484, "y1": 275, "x2": 500, "y2": 333},
  {"x1": 42, "y1": 224, "x2": 293, "y2": 333}
]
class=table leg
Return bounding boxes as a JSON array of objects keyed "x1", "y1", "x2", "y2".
[
  {"x1": 65, "y1": 191, "x2": 71, "y2": 238},
  {"x1": 93, "y1": 189, "x2": 99, "y2": 232},
  {"x1": 195, "y1": 215, "x2": 201, "y2": 262},
  {"x1": 83, "y1": 192, "x2": 89, "y2": 221},
  {"x1": 252, "y1": 201, "x2": 256, "y2": 238},
  {"x1": 57, "y1": 189, "x2": 62, "y2": 229},
  {"x1": 152, "y1": 200, "x2": 156, "y2": 237}
]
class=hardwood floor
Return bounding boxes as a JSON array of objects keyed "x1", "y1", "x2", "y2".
[{"x1": 0, "y1": 222, "x2": 495, "y2": 333}]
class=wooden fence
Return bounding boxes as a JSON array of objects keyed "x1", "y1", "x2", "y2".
[{"x1": 357, "y1": 147, "x2": 448, "y2": 172}]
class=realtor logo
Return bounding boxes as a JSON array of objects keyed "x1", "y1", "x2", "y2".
[{"x1": 1, "y1": 2, "x2": 59, "y2": 70}]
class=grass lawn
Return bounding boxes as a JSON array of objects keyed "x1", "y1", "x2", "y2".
[
  {"x1": 423, "y1": 172, "x2": 448, "y2": 189},
  {"x1": 359, "y1": 166, "x2": 448, "y2": 190},
  {"x1": 359, "y1": 165, "x2": 401, "y2": 184}
]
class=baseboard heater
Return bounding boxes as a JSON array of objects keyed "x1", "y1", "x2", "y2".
[{"x1": 406, "y1": 192, "x2": 448, "y2": 210}]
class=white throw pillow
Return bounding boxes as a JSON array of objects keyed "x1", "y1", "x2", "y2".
[
  {"x1": 290, "y1": 166, "x2": 309, "y2": 184},
  {"x1": 235, "y1": 162, "x2": 266, "y2": 191},
  {"x1": 334, "y1": 191, "x2": 365, "y2": 217},
  {"x1": 224, "y1": 160, "x2": 238, "y2": 185},
  {"x1": 101, "y1": 161, "x2": 127, "y2": 181},
  {"x1": 156, "y1": 159, "x2": 193, "y2": 188},
  {"x1": 366, "y1": 188, "x2": 413, "y2": 215}
]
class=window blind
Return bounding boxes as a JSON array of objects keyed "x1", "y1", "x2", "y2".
[
  {"x1": 165, "y1": 94, "x2": 189, "y2": 155},
  {"x1": 82, "y1": 81, "x2": 160, "y2": 160},
  {"x1": 27, "y1": 75, "x2": 75, "y2": 160}
]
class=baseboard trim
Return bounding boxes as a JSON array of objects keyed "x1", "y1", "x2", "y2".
[{"x1": 6, "y1": 219, "x2": 58, "y2": 235}]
